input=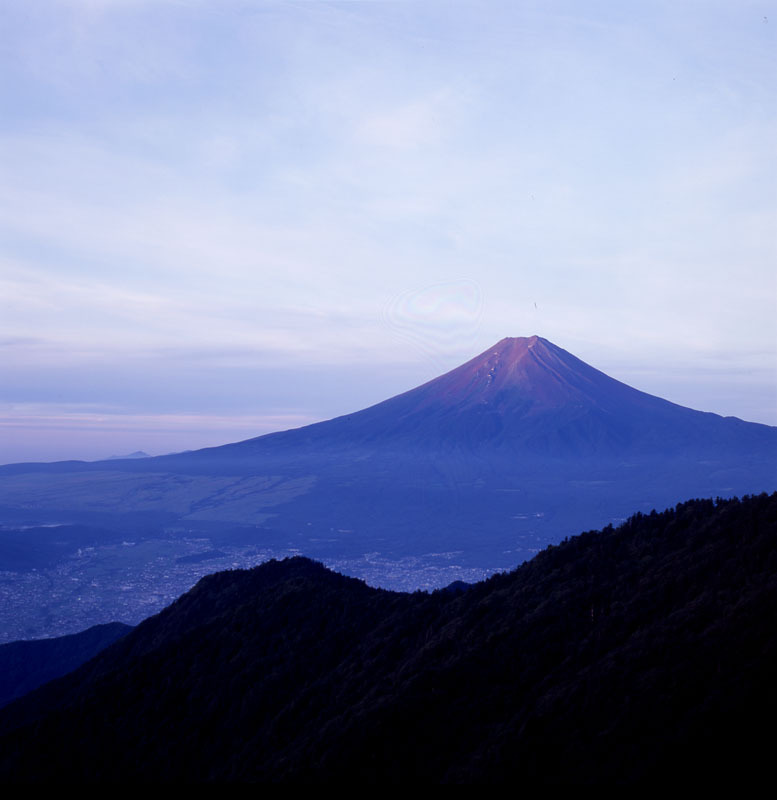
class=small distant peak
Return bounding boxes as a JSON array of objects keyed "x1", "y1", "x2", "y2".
[{"x1": 106, "y1": 451, "x2": 150, "y2": 461}]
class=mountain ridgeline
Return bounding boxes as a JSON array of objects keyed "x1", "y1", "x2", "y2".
[{"x1": 1, "y1": 493, "x2": 775, "y2": 783}]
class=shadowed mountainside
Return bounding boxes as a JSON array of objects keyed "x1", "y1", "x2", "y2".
[{"x1": 0, "y1": 492, "x2": 775, "y2": 783}]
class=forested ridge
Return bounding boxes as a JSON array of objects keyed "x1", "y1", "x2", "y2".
[{"x1": 1, "y1": 492, "x2": 775, "y2": 783}]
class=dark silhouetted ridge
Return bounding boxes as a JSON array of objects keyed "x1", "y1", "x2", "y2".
[{"x1": 1, "y1": 492, "x2": 775, "y2": 783}]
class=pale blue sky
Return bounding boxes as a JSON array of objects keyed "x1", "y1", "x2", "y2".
[{"x1": 1, "y1": 0, "x2": 775, "y2": 462}]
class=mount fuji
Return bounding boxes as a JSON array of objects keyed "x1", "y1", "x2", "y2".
[{"x1": 174, "y1": 334, "x2": 775, "y2": 461}]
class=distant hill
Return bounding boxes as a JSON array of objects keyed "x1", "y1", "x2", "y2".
[
  {"x1": 0, "y1": 622, "x2": 132, "y2": 710},
  {"x1": 1, "y1": 492, "x2": 775, "y2": 783}
]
